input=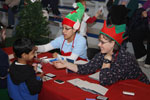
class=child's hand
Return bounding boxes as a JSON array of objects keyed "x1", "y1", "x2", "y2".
[
  {"x1": 32, "y1": 63, "x2": 38, "y2": 72},
  {"x1": 52, "y1": 52, "x2": 58, "y2": 58},
  {"x1": 37, "y1": 72, "x2": 44, "y2": 78}
]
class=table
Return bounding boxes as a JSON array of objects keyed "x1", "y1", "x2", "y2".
[
  {"x1": 2, "y1": 47, "x2": 150, "y2": 100},
  {"x1": 37, "y1": 53, "x2": 150, "y2": 100},
  {"x1": 38, "y1": 53, "x2": 100, "y2": 100}
]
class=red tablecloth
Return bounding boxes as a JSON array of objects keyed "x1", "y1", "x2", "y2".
[
  {"x1": 2, "y1": 47, "x2": 150, "y2": 100},
  {"x1": 38, "y1": 53, "x2": 150, "y2": 100}
]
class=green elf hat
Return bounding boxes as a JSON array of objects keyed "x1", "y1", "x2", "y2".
[
  {"x1": 100, "y1": 20, "x2": 127, "y2": 46},
  {"x1": 62, "y1": 2, "x2": 85, "y2": 30}
]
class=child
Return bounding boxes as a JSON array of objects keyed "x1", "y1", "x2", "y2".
[
  {"x1": 75, "y1": 0, "x2": 102, "y2": 37},
  {"x1": 7, "y1": 38, "x2": 43, "y2": 100}
]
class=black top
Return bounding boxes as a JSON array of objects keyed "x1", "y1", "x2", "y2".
[
  {"x1": 9, "y1": 61, "x2": 43, "y2": 95},
  {"x1": 77, "y1": 47, "x2": 150, "y2": 86}
]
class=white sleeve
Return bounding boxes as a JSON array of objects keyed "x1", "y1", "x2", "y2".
[
  {"x1": 59, "y1": 53, "x2": 78, "y2": 61},
  {"x1": 37, "y1": 43, "x2": 54, "y2": 53},
  {"x1": 83, "y1": 13, "x2": 90, "y2": 22}
]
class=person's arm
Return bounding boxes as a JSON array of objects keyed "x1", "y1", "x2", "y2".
[
  {"x1": 99, "y1": 49, "x2": 138, "y2": 86},
  {"x1": 53, "y1": 53, "x2": 78, "y2": 61},
  {"x1": 37, "y1": 35, "x2": 63, "y2": 52},
  {"x1": 53, "y1": 53, "x2": 103, "y2": 74},
  {"x1": 25, "y1": 67, "x2": 43, "y2": 95},
  {"x1": 101, "y1": 48, "x2": 113, "y2": 69},
  {"x1": 0, "y1": 50, "x2": 9, "y2": 79},
  {"x1": 37, "y1": 43, "x2": 54, "y2": 52},
  {"x1": 86, "y1": 10, "x2": 102, "y2": 24},
  {"x1": 53, "y1": 60, "x2": 78, "y2": 72}
]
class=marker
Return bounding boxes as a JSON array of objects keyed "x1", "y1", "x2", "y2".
[
  {"x1": 123, "y1": 91, "x2": 135, "y2": 96},
  {"x1": 49, "y1": 58, "x2": 59, "y2": 62}
]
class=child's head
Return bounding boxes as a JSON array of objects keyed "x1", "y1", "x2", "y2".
[
  {"x1": 13, "y1": 38, "x2": 35, "y2": 61},
  {"x1": 75, "y1": 0, "x2": 86, "y2": 8}
]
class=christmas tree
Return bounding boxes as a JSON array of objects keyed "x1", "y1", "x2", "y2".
[{"x1": 15, "y1": 0, "x2": 50, "y2": 44}]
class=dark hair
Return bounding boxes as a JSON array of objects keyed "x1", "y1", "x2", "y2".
[
  {"x1": 99, "y1": 34, "x2": 120, "y2": 51},
  {"x1": 108, "y1": 5, "x2": 129, "y2": 25},
  {"x1": 75, "y1": 0, "x2": 85, "y2": 3},
  {"x1": 13, "y1": 38, "x2": 35, "y2": 58}
]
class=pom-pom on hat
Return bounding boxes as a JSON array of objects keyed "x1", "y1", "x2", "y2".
[
  {"x1": 100, "y1": 20, "x2": 127, "y2": 46},
  {"x1": 62, "y1": 2, "x2": 85, "y2": 30}
]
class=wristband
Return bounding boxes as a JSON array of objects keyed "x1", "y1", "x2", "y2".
[{"x1": 103, "y1": 59, "x2": 112, "y2": 64}]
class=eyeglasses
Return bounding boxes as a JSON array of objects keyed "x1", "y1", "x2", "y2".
[
  {"x1": 99, "y1": 40, "x2": 109, "y2": 45},
  {"x1": 61, "y1": 27, "x2": 73, "y2": 31}
]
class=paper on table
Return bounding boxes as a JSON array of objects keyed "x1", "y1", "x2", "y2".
[
  {"x1": 88, "y1": 71, "x2": 100, "y2": 81},
  {"x1": 42, "y1": 76, "x2": 52, "y2": 82},
  {"x1": 9, "y1": 54, "x2": 14, "y2": 60},
  {"x1": 67, "y1": 78, "x2": 108, "y2": 95}
]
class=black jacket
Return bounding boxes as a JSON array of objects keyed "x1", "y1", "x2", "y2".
[{"x1": 9, "y1": 61, "x2": 43, "y2": 95}]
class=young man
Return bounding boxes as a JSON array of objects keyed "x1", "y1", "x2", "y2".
[
  {"x1": 37, "y1": 2, "x2": 88, "y2": 62},
  {"x1": 8, "y1": 38, "x2": 43, "y2": 100}
]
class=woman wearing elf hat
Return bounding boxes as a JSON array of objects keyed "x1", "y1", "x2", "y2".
[
  {"x1": 53, "y1": 20, "x2": 150, "y2": 85},
  {"x1": 37, "y1": 2, "x2": 88, "y2": 62}
]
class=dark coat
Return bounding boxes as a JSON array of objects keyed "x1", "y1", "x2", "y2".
[
  {"x1": 0, "y1": 48, "x2": 9, "y2": 88},
  {"x1": 128, "y1": 8, "x2": 150, "y2": 41}
]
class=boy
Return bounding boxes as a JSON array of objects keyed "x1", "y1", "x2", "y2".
[{"x1": 7, "y1": 38, "x2": 43, "y2": 100}]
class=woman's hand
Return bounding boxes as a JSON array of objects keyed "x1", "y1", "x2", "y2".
[
  {"x1": 104, "y1": 49, "x2": 113, "y2": 61},
  {"x1": 53, "y1": 60, "x2": 78, "y2": 72},
  {"x1": 53, "y1": 60, "x2": 67, "y2": 69},
  {"x1": 53, "y1": 52, "x2": 58, "y2": 58}
]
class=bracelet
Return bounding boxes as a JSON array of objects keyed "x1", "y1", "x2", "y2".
[{"x1": 103, "y1": 59, "x2": 112, "y2": 64}]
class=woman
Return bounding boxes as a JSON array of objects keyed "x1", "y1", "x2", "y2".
[
  {"x1": 107, "y1": 0, "x2": 138, "y2": 18},
  {"x1": 0, "y1": 23, "x2": 9, "y2": 89},
  {"x1": 129, "y1": 0, "x2": 150, "y2": 68},
  {"x1": 37, "y1": 2, "x2": 88, "y2": 61},
  {"x1": 53, "y1": 20, "x2": 150, "y2": 86}
]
